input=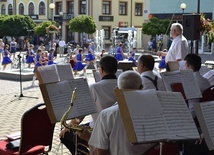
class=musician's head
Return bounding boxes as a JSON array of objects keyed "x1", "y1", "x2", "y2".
[
  {"x1": 184, "y1": 53, "x2": 201, "y2": 72},
  {"x1": 137, "y1": 54, "x2": 154, "y2": 74},
  {"x1": 99, "y1": 55, "x2": 118, "y2": 77},
  {"x1": 118, "y1": 70, "x2": 143, "y2": 90},
  {"x1": 170, "y1": 23, "x2": 183, "y2": 38}
]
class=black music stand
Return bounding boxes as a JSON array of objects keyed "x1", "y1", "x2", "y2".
[{"x1": 11, "y1": 51, "x2": 38, "y2": 102}]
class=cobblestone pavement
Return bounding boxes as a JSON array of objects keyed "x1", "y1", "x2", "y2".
[{"x1": 0, "y1": 66, "x2": 95, "y2": 155}]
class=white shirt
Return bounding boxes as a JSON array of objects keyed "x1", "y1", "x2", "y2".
[
  {"x1": 59, "y1": 40, "x2": 65, "y2": 47},
  {"x1": 89, "y1": 79, "x2": 117, "y2": 124},
  {"x1": 89, "y1": 104, "x2": 153, "y2": 155},
  {"x1": 140, "y1": 71, "x2": 165, "y2": 91},
  {"x1": 188, "y1": 71, "x2": 211, "y2": 117},
  {"x1": 203, "y1": 70, "x2": 214, "y2": 85},
  {"x1": 165, "y1": 35, "x2": 188, "y2": 63}
]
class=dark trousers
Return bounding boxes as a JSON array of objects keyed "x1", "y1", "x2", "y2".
[
  {"x1": 184, "y1": 139, "x2": 209, "y2": 155},
  {"x1": 60, "y1": 131, "x2": 89, "y2": 155}
]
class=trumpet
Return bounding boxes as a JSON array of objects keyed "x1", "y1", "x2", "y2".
[{"x1": 60, "y1": 88, "x2": 83, "y2": 131}]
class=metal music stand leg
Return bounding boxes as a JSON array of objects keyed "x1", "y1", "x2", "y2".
[
  {"x1": 11, "y1": 51, "x2": 38, "y2": 102},
  {"x1": 159, "y1": 142, "x2": 163, "y2": 155}
]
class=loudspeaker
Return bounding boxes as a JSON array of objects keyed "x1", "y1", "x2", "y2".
[{"x1": 182, "y1": 14, "x2": 201, "y2": 40}]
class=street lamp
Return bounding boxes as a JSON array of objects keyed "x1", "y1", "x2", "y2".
[
  {"x1": 49, "y1": 3, "x2": 55, "y2": 50},
  {"x1": 180, "y1": 3, "x2": 186, "y2": 14}
]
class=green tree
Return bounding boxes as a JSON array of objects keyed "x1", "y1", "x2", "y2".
[
  {"x1": 69, "y1": 15, "x2": 97, "y2": 34},
  {"x1": 34, "y1": 21, "x2": 52, "y2": 35},
  {"x1": 0, "y1": 15, "x2": 36, "y2": 37},
  {"x1": 142, "y1": 17, "x2": 170, "y2": 36}
]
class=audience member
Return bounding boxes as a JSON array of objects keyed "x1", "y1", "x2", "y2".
[
  {"x1": 89, "y1": 71, "x2": 153, "y2": 155},
  {"x1": 137, "y1": 54, "x2": 164, "y2": 90},
  {"x1": 59, "y1": 38, "x2": 65, "y2": 57},
  {"x1": 157, "y1": 23, "x2": 188, "y2": 63}
]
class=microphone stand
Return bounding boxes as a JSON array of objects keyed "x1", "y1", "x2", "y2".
[{"x1": 11, "y1": 50, "x2": 38, "y2": 102}]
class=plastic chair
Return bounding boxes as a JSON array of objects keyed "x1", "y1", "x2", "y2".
[
  {"x1": 0, "y1": 103, "x2": 55, "y2": 155},
  {"x1": 200, "y1": 85, "x2": 214, "y2": 102}
]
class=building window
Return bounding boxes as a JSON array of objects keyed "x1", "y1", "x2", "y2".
[
  {"x1": 19, "y1": 3, "x2": 24, "y2": 15},
  {"x1": 119, "y1": 2, "x2": 127, "y2": 15},
  {"x1": 1, "y1": 4, "x2": 5, "y2": 15},
  {"x1": 39, "y1": 2, "x2": 45, "y2": 15},
  {"x1": 79, "y1": 0, "x2": 86, "y2": 14},
  {"x1": 102, "y1": 1, "x2": 111, "y2": 14},
  {"x1": 8, "y1": 4, "x2": 13, "y2": 15},
  {"x1": 135, "y1": 3, "x2": 142, "y2": 16},
  {"x1": 67, "y1": 1, "x2": 74, "y2": 14},
  {"x1": 28, "y1": 2, "x2": 34, "y2": 15},
  {"x1": 102, "y1": 26, "x2": 111, "y2": 40},
  {"x1": 56, "y1": 2, "x2": 62, "y2": 15}
]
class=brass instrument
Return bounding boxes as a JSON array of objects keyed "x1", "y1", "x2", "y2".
[{"x1": 60, "y1": 88, "x2": 83, "y2": 131}]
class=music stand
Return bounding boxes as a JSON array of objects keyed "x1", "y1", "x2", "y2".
[{"x1": 11, "y1": 50, "x2": 38, "y2": 102}]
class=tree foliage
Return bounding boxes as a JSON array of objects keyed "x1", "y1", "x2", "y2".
[
  {"x1": 0, "y1": 15, "x2": 36, "y2": 37},
  {"x1": 34, "y1": 21, "x2": 52, "y2": 35},
  {"x1": 142, "y1": 17, "x2": 171, "y2": 36},
  {"x1": 69, "y1": 15, "x2": 97, "y2": 34}
]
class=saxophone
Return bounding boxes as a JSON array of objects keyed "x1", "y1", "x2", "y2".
[{"x1": 60, "y1": 88, "x2": 83, "y2": 131}]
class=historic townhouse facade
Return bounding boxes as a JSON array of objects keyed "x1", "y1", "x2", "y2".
[{"x1": 0, "y1": 0, "x2": 145, "y2": 44}]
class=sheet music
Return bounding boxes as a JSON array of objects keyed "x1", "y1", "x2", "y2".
[
  {"x1": 161, "y1": 70, "x2": 202, "y2": 99},
  {"x1": 56, "y1": 64, "x2": 74, "y2": 81},
  {"x1": 195, "y1": 101, "x2": 214, "y2": 150},
  {"x1": 180, "y1": 70, "x2": 202, "y2": 99},
  {"x1": 37, "y1": 65, "x2": 59, "y2": 84},
  {"x1": 45, "y1": 81, "x2": 73, "y2": 121},
  {"x1": 123, "y1": 90, "x2": 169, "y2": 142},
  {"x1": 66, "y1": 78, "x2": 97, "y2": 118},
  {"x1": 157, "y1": 91, "x2": 199, "y2": 140},
  {"x1": 161, "y1": 71, "x2": 182, "y2": 91},
  {"x1": 119, "y1": 90, "x2": 199, "y2": 143}
]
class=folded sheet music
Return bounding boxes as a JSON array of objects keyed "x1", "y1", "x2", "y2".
[
  {"x1": 40, "y1": 78, "x2": 97, "y2": 123},
  {"x1": 37, "y1": 64, "x2": 74, "y2": 84},
  {"x1": 195, "y1": 101, "x2": 214, "y2": 151},
  {"x1": 161, "y1": 70, "x2": 202, "y2": 99},
  {"x1": 115, "y1": 89, "x2": 200, "y2": 144}
]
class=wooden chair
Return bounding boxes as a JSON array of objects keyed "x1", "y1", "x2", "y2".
[{"x1": 0, "y1": 103, "x2": 55, "y2": 155}]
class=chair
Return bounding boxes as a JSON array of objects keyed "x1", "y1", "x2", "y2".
[
  {"x1": 0, "y1": 103, "x2": 55, "y2": 155},
  {"x1": 200, "y1": 85, "x2": 214, "y2": 102},
  {"x1": 144, "y1": 142, "x2": 179, "y2": 155}
]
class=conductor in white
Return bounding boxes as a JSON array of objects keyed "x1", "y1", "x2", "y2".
[{"x1": 157, "y1": 23, "x2": 188, "y2": 63}]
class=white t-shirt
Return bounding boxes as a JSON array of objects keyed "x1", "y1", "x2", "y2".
[
  {"x1": 165, "y1": 35, "x2": 188, "y2": 63},
  {"x1": 89, "y1": 104, "x2": 153, "y2": 155},
  {"x1": 59, "y1": 40, "x2": 65, "y2": 47},
  {"x1": 203, "y1": 70, "x2": 214, "y2": 85},
  {"x1": 188, "y1": 71, "x2": 211, "y2": 117},
  {"x1": 140, "y1": 71, "x2": 165, "y2": 91},
  {"x1": 89, "y1": 79, "x2": 117, "y2": 124}
]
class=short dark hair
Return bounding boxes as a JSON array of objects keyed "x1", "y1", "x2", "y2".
[
  {"x1": 100, "y1": 55, "x2": 118, "y2": 74},
  {"x1": 138, "y1": 55, "x2": 154, "y2": 70},
  {"x1": 184, "y1": 53, "x2": 201, "y2": 71}
]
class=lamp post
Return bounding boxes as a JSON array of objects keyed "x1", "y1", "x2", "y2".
[
  {"x1": 180, "y1": 3, "x2": 186, "y2": 14},
  {"x1": 49, "y1": 3, "x2": 55, "y2": 49},
  {"x1": 59, "y1": 12, "x2": 63, "y2": 40}
]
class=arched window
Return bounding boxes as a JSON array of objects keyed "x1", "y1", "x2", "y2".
[
  {"x1": 28, "y1": 2, "x2": 34, "y2": 15},
  {"x1": 39, "y1": 2, "x2": 45, "y2": 15},
  {"x1": 19, "y1": 3, "x2": 24, "y2": 15},
  {"x1": 1, "y1": 4, "x2": 6, "y2": 15},
  {"x1": 8, "y1": 4, "x2": 13, "y2": 15}
]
